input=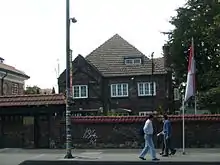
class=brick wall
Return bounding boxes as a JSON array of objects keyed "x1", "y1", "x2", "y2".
[
  {"x1": 56, "y1": 116, "x2": 220, "y2": 149},
  {"x1": 1, "y1": 115, "x2": 220, "y2": 149}
]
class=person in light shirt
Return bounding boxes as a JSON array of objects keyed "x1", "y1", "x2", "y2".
[{"x1": 139, "y1": 114, "x2": 159, "y2": 161}]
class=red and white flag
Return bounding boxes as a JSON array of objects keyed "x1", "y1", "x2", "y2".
[{"x1": 184, "y1": 38, "x2": 196, "y2": 102}]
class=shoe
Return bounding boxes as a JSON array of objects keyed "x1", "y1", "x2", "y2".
[
  {"x1": 162, "y1": 154, "x2": 169, "y2": 157},
  {"x1": 171, "y1": 149, "x2": 176, "y2": 155},
  {"x1": 152, "y1": 158, "x2": 160, "y2": 161},
  {"x1": 139, "y1": 157, "x2": 146, "y2": 160}
]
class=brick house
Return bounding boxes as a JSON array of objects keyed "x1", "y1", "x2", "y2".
[
  {"x1": 58, "y1": 34, "x2": 172, "y2": 115},
  {"x1": 0, "y1": 57, "x2": 30, "y2": 95}
]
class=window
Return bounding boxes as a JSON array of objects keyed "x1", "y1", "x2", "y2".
[
  {"x1": 111, "y1": 83, "x2": 128, "y2": 97},
  {"x1": 12, "y1": 83, "x2": 18, "y2": 95},
  {"x1": 137, "y1": 82, "x2": 156, "y2": 96},
  {"x1": 125, "y1": 59, "x2": 133, "y2": 64},
  {"x1": 73, "y1": 85, "x2": 88, "y2": 99},
  {"x1": 134, "y1": 58, "x2": 141, "y2": 64},
  {"x1": 125, "y1": 58, "x2": 141, "y2": 65}
]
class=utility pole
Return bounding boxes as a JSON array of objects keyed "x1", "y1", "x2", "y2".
[
  {"x1": 151, "y1": 52, "x2": 154, "y2": 112},
  {"x1": 64, "y1": 0, "x2": 77, "y2": 159}
]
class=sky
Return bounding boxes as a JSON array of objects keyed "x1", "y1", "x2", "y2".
[{"x1": 0, "y1": 0, "x2": 186, "y2": 90}]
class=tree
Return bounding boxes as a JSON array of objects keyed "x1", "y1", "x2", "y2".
[
  {"x1": 52, "y1": 87, "x2": 56, "y2": 94},
  {"x1": 198, "y1": 87, "x2": 220, "y2": 114},
  {"x1": 166, "y1": 0, "x2": 220, "y2": 112},
  {"x1": 25, "y1": 86, "x2": 41, "y2": 94},
  {"x1": 167, "y1": 0, "x2": 220, "y2": 90}
]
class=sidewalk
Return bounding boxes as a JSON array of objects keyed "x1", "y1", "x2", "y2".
[
  {"x1": 1, "y1": 148, "x2": 219, "y2": 165},
  {"x1": 27, "y1": 148, "x2": 220, "y2": 162}
]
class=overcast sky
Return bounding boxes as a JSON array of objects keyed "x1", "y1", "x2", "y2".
[{"x1": 0, "y1": 0, "x2": 186, "y2": 90}]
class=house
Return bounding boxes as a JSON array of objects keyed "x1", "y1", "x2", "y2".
[
  {"x1": 58, "y1": 34, "x2": 172, "y2": 115},
  {"x1": 0, "y1": 57, "x2": 30, "y2": 95}
]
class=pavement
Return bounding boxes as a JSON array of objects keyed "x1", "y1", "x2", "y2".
[{"x1": 0, "y1": 148, "x2": 220, "y2": 165}]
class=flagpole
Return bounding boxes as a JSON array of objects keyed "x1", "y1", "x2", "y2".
[
  {"x1": 182, "y1": 93, "x2": 185, "y2": 154},
  {"x1": 195, "y1": 94, "x2": 197, "y2": 115},
  {"x1": 191, "y1": 37, "x2": 197, "y2": 115}
]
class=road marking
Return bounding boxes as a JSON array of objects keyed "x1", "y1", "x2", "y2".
[{"x1": 30, "y1": 154, "x2": 45, "y2": 159}]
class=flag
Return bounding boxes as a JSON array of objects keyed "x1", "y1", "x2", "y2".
[{"x1": 184, "y1": 38, "x2": 196, "y2": 102}]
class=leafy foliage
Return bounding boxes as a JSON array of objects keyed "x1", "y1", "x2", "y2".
[
  {"x1": 25, "y1": 86, "x2": 41, "y2": 94},
  {"x1": 198, "y1": 87, "x2": 220, "y2": 113},
  {"x1": 52, "y1": 87, "x2": 56, "y2": 94},
  {"x1": 166, "y1": 0, "x2": 220, "y2": 112},
  {"x1": 168, "y1": 0, "x2": 220, "y2": 90}
]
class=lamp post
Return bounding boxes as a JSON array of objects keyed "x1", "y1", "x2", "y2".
[
  {"x1": 151, "y1": 52, "x2": 154, "y2": 111},
  {"x1": 64, "y1": 0, "x2": 77, "y2": 159}
]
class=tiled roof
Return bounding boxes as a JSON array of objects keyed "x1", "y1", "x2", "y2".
[
  {"x1": 85, "y1": 34, "x2": 166, "y2": 77},
  {"x1": 70, "y1": 115, "x2": 220, "y2": 123},
  {"x1": 0, "y1": 94, "x2": 65, "y2": 107},
  {"x1": 0, "y1": 63, "x2": 30, "y2": 78}
]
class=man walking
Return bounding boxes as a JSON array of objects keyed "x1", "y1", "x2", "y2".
[
  {"x1": 139, "y1": 114, "x2": 159, "y2": 161},
  {"x1": 160, "y1": 114, "x2": 176, "y2": 157}
]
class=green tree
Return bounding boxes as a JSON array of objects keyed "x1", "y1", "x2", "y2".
[
  {"x1": 167, "y1": 0, "x2": 220, "y2": 90},
  {"x1": 166, "y1": 0, "x2": 220, "y2": 112},
  {"x1": 52, "y1": 87, "x2": 56, "y2": 94},
  {"x1": 25, "y1": 86, "x2": 41, "y2": 94},
  {"x1": 198, "y1": 87, "x2": 220, "y2": 114}
]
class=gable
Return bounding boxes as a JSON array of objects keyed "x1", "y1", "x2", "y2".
[
  {"x1": 58, "y1": 54, "x2": 102, "y2": 84},
  {"x1": 85, "y1": 34, "x2": 166, "y2": 77}
]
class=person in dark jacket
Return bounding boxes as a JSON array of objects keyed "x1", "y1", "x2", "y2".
[{"x1": 157, "y1": 114, "x2": 176, "y2": 157}]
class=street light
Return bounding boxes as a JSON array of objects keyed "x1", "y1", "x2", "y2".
[
  {"x1": 70, "y1": 17, "x2": 77, "y2": 23},
  {"x1": 151, "y1": 52, "x2": 154, "y2": 111},
  {"x1": 64, "y1": 0, "x2": 77, "y2": 159}
]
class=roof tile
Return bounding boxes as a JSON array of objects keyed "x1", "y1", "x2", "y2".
[
  {"x1": 0, "y1": 63, "x2": 29, "y2": 78},
  {"x1": 85, "y1": 34, "x2": 166, "y2": 77},
  {"x1": 70, "y1": 115, "x2": 220, "y2": 123},
  {"x1": 0, "y1": 94, "x2": 65, "y2": 107}
]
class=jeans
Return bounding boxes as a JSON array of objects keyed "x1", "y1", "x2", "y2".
[
  {"x1": 139, "y1": 134, "x2": 156, "y2": 159},
  {"x1": 161, "y1": 137, "x2": 165, "y2": 153},
  {"x1": 164, "y1": 136, "x2": 175, "y2": 155}
]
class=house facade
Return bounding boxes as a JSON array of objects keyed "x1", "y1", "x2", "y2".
[
  {"x1": 58, "y1": 34, "x2": 172, "y2": 115},
  {"x1": 0, "y1": 57, "x2": 30, "y2": 96}
]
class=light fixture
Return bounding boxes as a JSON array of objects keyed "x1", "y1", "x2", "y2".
[{"x1": 70, "y1": 17, "x2": 77, "y2": 23}]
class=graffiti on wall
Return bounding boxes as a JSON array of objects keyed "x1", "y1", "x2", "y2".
[{"x1": 82, "y1": 128, "x2": 98, "y2": 146}]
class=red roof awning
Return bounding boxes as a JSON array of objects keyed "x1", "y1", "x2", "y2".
[{"x1": 0, "y1": 94, "x2": 65, "y2": 107}]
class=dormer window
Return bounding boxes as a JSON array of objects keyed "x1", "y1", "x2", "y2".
[{"x1": 125, "y1": 58, "x2": 142, "y2": 65}]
